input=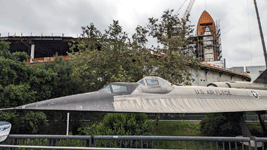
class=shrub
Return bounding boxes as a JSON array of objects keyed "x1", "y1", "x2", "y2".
[
  {"x1": 95, "y1": 113, "x2": 152, "y2": 136},
  {"x1": 200, "y1": 113, "x2": 242, "y2": 136}
]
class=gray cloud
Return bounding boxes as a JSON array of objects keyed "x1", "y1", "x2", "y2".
[{"x1": 0, "y1": 0, "x2": 266, "y2": 68}]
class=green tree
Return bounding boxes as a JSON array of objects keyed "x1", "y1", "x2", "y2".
[
  {"x1": 200, "y1": 113, "x2": 242, "y2": 136},
  {"x1": 33, "y1": 55, "x2": 86, "y2": 98},
  {"x1": 147, "y1": 9, "x2": 201, "y2": 85},
  {"x1": 0, "y1": 41, "x2": 58, "y2": 134},
  {"x1": 70, "y1": 20, "x2": 150, "y2": 92}
]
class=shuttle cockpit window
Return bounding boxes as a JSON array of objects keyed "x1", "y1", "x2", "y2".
[
  {"x1": 99, "y1": 84, "x2": 127, "y2": 93},
  {"x1": 145, "y1": 79, "x2": 159, "y2": 86},
  {"x1": 139, "y1": 80, "x2": 146, "y2": 85},
  {"x1": 111, "y1": 85, "x2": 127, "y2": 93},
  {"x1": 99, "y1": 85, "x2": 111, "y2": 93}
]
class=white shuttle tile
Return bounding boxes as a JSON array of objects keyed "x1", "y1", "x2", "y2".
[
  {"x1": 230, "y1": 99, "x2": 240, "y2": 110},
  {"x1": 182, "y1": 98, "x2": 194, "y2": 112},
  {"x1": 203, "y1": 99, "x2": 217, "y2": 112},
  {"x1": 225, "y1": 99, "x2": 235, "y2": 111},
  {"x1": 165, "y1": 99, "x2": 176, "y2": 112},
  {"x1": 245, "y1": 99, "x2": 257, "y2": 110},
  {"x1": 222, "y1": 99, "x2": 231, "y2": 111},
  {"x1": 213, "y1": 99, "x2": 226, "y2": 111},
  {"x1": 148, "y1": 99, "x2": 159, "y2": 112},
  {"x1": 143, "y1": 98, "x2": 156, "y2": 112},
  {"x1": 129, "y1": 99, "x2": 137, "y2": 111},
  {"x1": 224, "y1": 98, "x2": 235, "y2": 111},
  {"x1": 135, "y1": 98, "x2": 143, "y2": 111},
  {"x1": 159, "y1": 99, "x2": 170, "y2": 111},
  {"x1": 188, "y1": 98, "x2": 202, "y2": 112},
  {"x1": 232, "y1": 99, "x2": 241, "y2": 110},
  {"x1": 206, "y1": 99, "x2": 220, "y2": 112},
  {"x1": 187, "y1": 98, "x2": 198, "y2": 112},
  {"x1": 250, "y1": 99, "x2": 261, "y2": 110},
  {"x1": 238, "y1": 99, "x2": 249, "y2": 111},
  {"x1": 132, "y1": 100, "x2": 140, "y2": 110},
  {"x1": 140, "y1": 99, "x2": 150, "y2": 112},
  {"x1": 196, "y1": 98, "x2": 207, "y2": 111},
  {"x1": 197, "y1": 98, "x2": 208, "y2": 112},
  {"x1": 169, "y1": 98, "x2": 183, "y2": 112},
  {"x1": 177, "y1": 98, "x2": 189, "y2": 112},
  {"x1": 119, "y1": 101, "x2": 126, "y2": 110},
  {"x1": 156, "y1": 99, "x2": 168, "y2": 112},
  {"x1": 253, "y1": 99, "x2": 267, "y2": 109},
  {"x1": 117, "y1": 100, "x2": 124, "y2": 110},
  {"x1": 218, "y1": 99, "x2": 227, "y2": 111},
  {"x1": 151, "y1": 99, "x2": 163, "y2": 112},
  {"x1": 116, "y1": 100, "x2": 124, "y2": 111},
  {"x1": 213, "y1": 98, "x2": 224, "y2": 110},
  {"x1": 121, "y1": 100, "x2": 130, "y2": 110},
  {"x1": 239, "y1": 99, "x2": 250, "y2": 110},
  {"x1": 232, "y1": 99, "x2": 243, "y2": 111},
  {"x1": 200, "y1": 99, "x2": 214, "y2": 112},
  {"x1": 244, "y1": 99, "x2": 259, "y2": 110},
  {"x1": 241, "y1": 99, "x2": 252, "y2": 110},
  {"x1": 170, "y1": 98, "x2": 186, "y2": 112},
  {"x1": 116, "y1": 101, "x2": 122, "y2": 110}
]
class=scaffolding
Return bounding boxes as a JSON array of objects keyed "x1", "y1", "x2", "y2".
[{"x1": 196, "y1": 11, "x2": 222, "y2": 61}]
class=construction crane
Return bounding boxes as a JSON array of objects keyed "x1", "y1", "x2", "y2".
[
  {"x1": 183, "y1": 0, "x2": 195, "y2": 20},
  {"x1": 172, "y1": 0, "x2": 195, "y2": 36}
]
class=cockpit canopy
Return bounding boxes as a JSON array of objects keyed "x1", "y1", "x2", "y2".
[
  {"x1": 99, "y1": 76, "x2": 175, "y2": 95},
  {"x1": 99, "y1": 82, "x2": 140, "y2": 95},
  {"x1": 137, "y1": 76, "x2": 174, "y2": 94}
]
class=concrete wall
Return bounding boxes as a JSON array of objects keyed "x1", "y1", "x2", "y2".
[
  {"x1": 230, "y1": 65, "x2": 266, "y2": 81},
  {"x1": 246, "y1": 66, "x2": 266, "y2": 81},
  {"x1": 190, "y1": 67, "x2": 248, "y2": 86}
]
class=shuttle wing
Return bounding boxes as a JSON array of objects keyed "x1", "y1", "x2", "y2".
[
  {"x1": 6, "y1": 86, "x2": 267, "y2": 114},
  {"x1": 254, "y1": 69, "x2": 267, "y2": 84}
]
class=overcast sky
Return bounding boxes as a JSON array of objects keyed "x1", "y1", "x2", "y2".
[{"x1": 0, "y1": 0, "x2": 266, "y2": 68}]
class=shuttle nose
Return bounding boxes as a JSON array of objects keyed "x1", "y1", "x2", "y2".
[
  {"x1": 16, "y1": 91, "x2": 116, "y2": 112},
  {"x1": 0, "y1": 121, "x2": 11, "y2": 142}
]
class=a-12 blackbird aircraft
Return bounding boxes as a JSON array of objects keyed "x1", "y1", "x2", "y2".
[
  {"x1": 1, "y1": 70, "x2": 267, "y2": 138},
  {"x1": 3, "y1": 75, "x2": 267, "y2": 114}
]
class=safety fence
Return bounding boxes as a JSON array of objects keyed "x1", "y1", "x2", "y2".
[
  {"x1": 147, "y1": 114, "x2": 267, "y2": 121},
  {"x1": 1, "y1": 134, "x2": 266, "y2": 150}
]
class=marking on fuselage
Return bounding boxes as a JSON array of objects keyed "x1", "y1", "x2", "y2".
[
  {"x1": 194, "y1": 89, "x2": 232, "y2": 96},
  {"x1": 250, "y1": 91, "x2": 259, "y2": 99}
]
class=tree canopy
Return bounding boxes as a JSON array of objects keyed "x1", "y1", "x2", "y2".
[
  {"x1": 70, "y1": 9, "x2": 200, "y2": 89},
  {"x1": 0, "y1": 9, "x2": 201, "y2": 134},
  {"x1": 0, "y1": 41, "x2": 57, "y2": 133}
]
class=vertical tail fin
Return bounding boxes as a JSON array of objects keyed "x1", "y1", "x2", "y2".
[{"x1": 253, "y1": 69, "x2": 267, "y2": 84}]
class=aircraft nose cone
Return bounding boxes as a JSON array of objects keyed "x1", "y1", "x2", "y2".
[
  {"x1": 17, "y1": 91, "x2": 115, "y2": 112},
  {"x1": 0, "y1": 121, "x2": 11, "y2": 142}
]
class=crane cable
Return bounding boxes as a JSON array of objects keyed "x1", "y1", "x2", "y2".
[
  {"x1": 247, "y1": 0, "x2": 252, "y2": 67},
  {"x1": 176, "y1": 0, "x2": 188, "y2": 15}
]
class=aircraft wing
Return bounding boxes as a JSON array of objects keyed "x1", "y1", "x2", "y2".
[
  {"x1": 113, "y1": 87, "x2": 267, "y2": 113},
  {"x1": 6, "y1": 86, "x2": 267, "y2": 113}
]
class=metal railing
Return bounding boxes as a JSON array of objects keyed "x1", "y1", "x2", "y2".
[
  {"x1": 146, "y1": 114, "x2": 267, "y2": 121},
  {"x1": 0, "y1": 134, "x2": 261, "y2": 150},
  {"x1": 0, "y1": 32, "x2": 80, "y2": 38},
  {"x1": 94, "y1": 136, "x2": 251, "y2": 149},
  {"x1": 1, "y1": 134, "x2": 92, "y2": 149}
]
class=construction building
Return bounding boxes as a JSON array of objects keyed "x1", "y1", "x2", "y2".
[
  {"x1": 186, "y1": 11, "x2": 222, "y2": 62},
  {"x1": 196, "y1": 11, "x2": 222, "y2": 61},
  {"x1": 0, "y1": 35, "x2": 77, "y2": 63}
]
